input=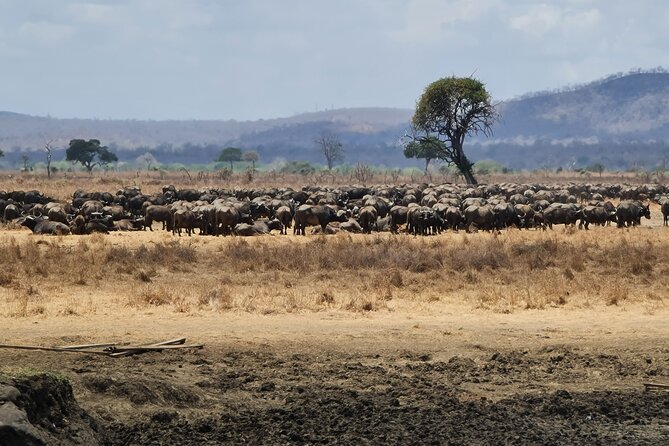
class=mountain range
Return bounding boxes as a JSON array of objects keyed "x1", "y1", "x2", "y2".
[{"x1": 2, "y1": 70, "x2": 669, "y2": 170}]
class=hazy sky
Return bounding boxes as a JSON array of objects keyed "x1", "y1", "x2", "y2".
[{"x1": 1, "y1": 0, "x2": 666, "y2": 120}]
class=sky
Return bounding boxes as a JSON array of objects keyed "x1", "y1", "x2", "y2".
[{"x1": 0, "y1": 0, "x2": 667, "y2": 121}]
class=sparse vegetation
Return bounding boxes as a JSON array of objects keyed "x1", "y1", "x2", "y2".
[{"x1": 1, "y1": 227, "x2": 668, "y2": 318}]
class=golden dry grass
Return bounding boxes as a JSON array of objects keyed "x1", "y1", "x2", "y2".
[{"x1": 0, "y1": 225, "x2": 667, "y2": 319}]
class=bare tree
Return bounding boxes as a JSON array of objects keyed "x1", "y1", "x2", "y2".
[
  {"x1": 136, "y1": 152, "x2": 158, "y2": 171},
  {"x1": 314, "y1": 132, "x2": 344, "y2": 170},
  {"x1": 352, "y1": 163, "x2": 374, "y2": 185},
  {"x1": 44, "y1": 140, "x2": 54, "y2": 178},
  {"x1": 20, "y1": 154, "x2": 32, "y2": 172}
]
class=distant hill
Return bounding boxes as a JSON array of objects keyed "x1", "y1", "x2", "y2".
[
  {"x1": 493, "y1": 71, "x2": 669, "y2": 140},
  {"x1": 2, "y1": 70, "x2": 669, "y2": 170}
]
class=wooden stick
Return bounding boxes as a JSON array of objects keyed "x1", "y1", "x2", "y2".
[
  {"x1": 110, "y1": 344, "x2": 203, "y2": 352},
  {"x1": 0, "y1": 344, "x2": 110, "y2": 355},
  {"x1": 58, "y1": 343, "x2": 117, "y2": 350},
  {"x1": 644, "y1": 382, "x2": 669, "y2": 392},
  {"x1": 107, "y1": 337, "x2": 189, "y2": 357}
]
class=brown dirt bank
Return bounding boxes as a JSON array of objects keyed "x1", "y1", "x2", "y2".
[{"x1": 1, "y1": 309, "x2": 668, "y2": 445}]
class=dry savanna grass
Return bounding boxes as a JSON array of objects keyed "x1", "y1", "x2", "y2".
[{"x1": 0, "y1": 225, "x2": 668, "y2": 318}]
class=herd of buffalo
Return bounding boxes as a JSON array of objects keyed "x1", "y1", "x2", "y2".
[{"x1": 1, "y1": 182, "x2": 668, "y2": 237}]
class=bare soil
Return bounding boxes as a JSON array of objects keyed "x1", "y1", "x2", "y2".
[{"x1": 2, "y1": 304, "x2": 669, "y2": 444}]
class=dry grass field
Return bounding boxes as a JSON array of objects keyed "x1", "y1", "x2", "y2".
[
  {"x1": 1, "y1": 173, "x2": 668, "y2": 445},
  {"x1": 1, "y1": 224, "x2": 668, "y2": 320}
]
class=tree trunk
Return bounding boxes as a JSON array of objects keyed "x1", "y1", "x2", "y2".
[
  {"x1": 461, "y1": 167, "x2": 478, "y2": 185},
  {"x1": 425, "y1": 158, "x2": 431, "y2": 173},
  {"x1": 452, "y1": 143, "x2": 477, "y2": 185}
]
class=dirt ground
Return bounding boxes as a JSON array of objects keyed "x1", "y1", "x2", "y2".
[
  {"x1": 2, "y1": 218, "x2": 669, "y2": 444},
  {"x1": 2, "y1": 308, "x2": 669, "y2": 445}
]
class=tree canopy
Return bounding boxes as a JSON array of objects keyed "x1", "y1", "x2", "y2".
[
  {"x1": 403, "y1": 136, "x2": 446, "y2": 172},
  {"x1": 66, "y1": 139, "x2": 118, "y2": 172},
  {"x1": 217, "y1": 147, "x2": 242, "y2": 170},
  {"x1": 242, "y1": 150, "x2": 259, "y2": 169},
  {"x1": 408, "y1": 76, "x2": 497, "y2": 184}
]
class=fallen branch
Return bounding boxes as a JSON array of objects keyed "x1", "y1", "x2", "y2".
[
  {"x1": 0, "y1": 344, "x2": 110, "y2": 355},
  {"x1": 644, "y1": 382, "x2": 669, "y2": 392},
  {"x1": 108, "y1": 344, "x2": 203, "y2": 353},
  {"x1": 107, "y1": 337, "x2": 187, "y2": 358},
  {"x1": 59, "y1": 343, "x2": 118, "y2": 350},
  {"x1": 0, "y1": 337, "x2": 201, "y2": 358}
]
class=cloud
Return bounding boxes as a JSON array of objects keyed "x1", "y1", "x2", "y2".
[
  {"x1": 67, "y1": 3, "x2": 119, "y2": 24},
  {"x1": 509, "y1": 5, "x2": 561, "y2": 36},
  {"x1": 18, "y1": 21, "x2": 75, "y2": 46},
  {"x1": 509, "y1": 4, "x2": 601, "y2": 37},
  {"x1": 136, "y1": 0, "x2": 215, "y2": 30},
  {"x1": 391, "y1": 0, "x2": 502, "y2": 44}
]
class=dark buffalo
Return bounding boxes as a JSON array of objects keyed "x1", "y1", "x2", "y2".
[
  {"x1": 357, "y1": 206, "x2": 378, "y2": 234},
  {"x1": 233, "y1": 219, "x2": 282, "y2": 236},
  {"x1": 514, "y1": 204, "x2": 535, "y2": 229},
  {"x1": 662, "y1": 200, "x2": 669, "y2": 226},
  {"x1": 214, "y1": 205, "x2": 253, "y2": 236},
  {"x1": 580, "y1": 205, "x2": 616, "y2": 230},
  {"x1": 362, "y1": 196, "x2": 392, "y2": 218},
  {"x1": 144, "y1": 205, "x2": 173, "y2": 231},
  {"x1": 389, "y1": 205, "x2": 409, "y2": 233},
  {"x1": 616, "y1": 201, "x2": 650, "y2": 228},
  {"x1": 464, "y1": 205, "x2": 495, "y2": 232},
  {"x1": 80, "y1": 200, "x2": 104, "y2": 219},
  {"x1": 113, "y1": 218, "x2": 144, "y2": 231},
  {"x1": 407, "y1": 206, "x2": 441, "y2": 235},
  {"x1": 126, "y1": 194, "x2": 149, "y2": 216},
  {"x1": 275, "y1": 205, "x2": 293, "y2": 235},
  {"x1": 173, "y1": 210, "x2": 197, "y2": 236},
  {"x1": 293, "y1": 205, "x2": 347, "y2": 235},
  {"x1": 493, "y1": 203, "x2": 519, "y2": 229},
  {"x1": 85, "y1": 219, "x2": 111, "y2": 234},
  {"x1": 3, "y1": 204, "x2": 21, "y2": 221},
  {"x1": 21, "y1": 217, "x2": 71, "y2": 235},
  {"x1": 338, "y1": 219, "x2": 363, "y2": 233},
  {"x1": 445, "y1": 206, "x2": 463, "y2": 231},
  {"x1": 542, "y1": 204, "x2": 582, "y2": 229}
]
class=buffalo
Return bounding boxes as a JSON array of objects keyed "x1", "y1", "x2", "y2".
[
  {"x1": 616, "y1": 201, "x2": 650, "y2": 228},
  {"x1": 464, "y1": 205, "x2": 495, "y2": 232},
  {"x1": 357, "y1": 206, "x2": 378, "y2": 234},
  {"x1": 21, "y1": 217, "x2": 71, "y2": 235},
  {"x1": 293, "y1": 205, "x2": 347, "y2": 235},
  {"x1": 144, "y1": 205, "x2": 173, "y2": 231},
  {"x1": 233, "y1": 219, "x2": 282, "y2": 236},
  {"x1": 173, "y1": 210, "x2": 197, "y2": 236}
]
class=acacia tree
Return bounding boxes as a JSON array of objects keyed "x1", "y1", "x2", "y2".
[
  {"x1": 315, "y1": 132, "x2": 344, "y2": 170},
  {"x1": 408, "y1": 76, "x2": 497, "y2": 185},
  {"x1": 242, "y1": 150, "x2": 259, "y2": 170},
  {"x1": 66, "y1": 139, "x2": 118, "y2": 173},
  {"x1": 403, "y1": 136, "x2": 446, "y2": 173},
  {"x1": 217, "y1": 147, "x2": 242, "y2": 171}
]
